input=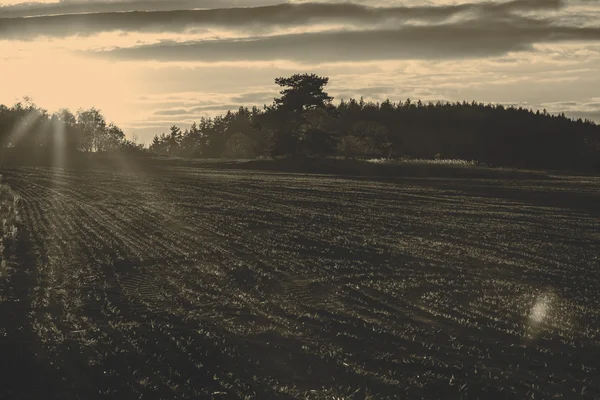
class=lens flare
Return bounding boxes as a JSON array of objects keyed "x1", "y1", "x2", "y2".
[{"x1": 530, "y1": 294, "x2": 550, "y2": 324}]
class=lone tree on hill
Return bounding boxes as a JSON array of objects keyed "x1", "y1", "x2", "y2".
[
  {"x1": 274, "y1": 73, "x2": 333, "y2": 114},
  {"x1": 258, "y1": 73, "x2": 336, "y2": 157}
]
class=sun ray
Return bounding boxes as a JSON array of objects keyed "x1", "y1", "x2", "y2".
[
  {"x1": 2, "y1": 108, "x2": 42, "y2": 149},
  {"x1": 51, "y1": 114, "x2": 66, "y2": 169}
]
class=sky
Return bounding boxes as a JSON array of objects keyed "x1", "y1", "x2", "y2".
[{"x1": 1, "y1": 0, "x2": 599, "y2": 143}]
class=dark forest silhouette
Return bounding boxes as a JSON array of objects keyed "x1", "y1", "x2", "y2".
[{"x1": 1, "y1": 75, "x2": 600, "y2": 170}]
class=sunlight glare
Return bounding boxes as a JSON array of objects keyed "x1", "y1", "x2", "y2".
[
  {"x1": 3, "y1": 110, "x2": 41, "y2": 148},
  {"x1": 0, "y1": 49, "x2": 139, "y2": 130},
  {"x1": 51, "y1": 115, "x2": 65, "y2": 169}
]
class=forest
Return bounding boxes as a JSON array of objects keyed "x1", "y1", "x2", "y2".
[
  {"x1": 2, "y1": 74, "x2": 600, "y2": 170},
  {"x1": 0, "y1": 98, "x2": 143, "y2": 159}
]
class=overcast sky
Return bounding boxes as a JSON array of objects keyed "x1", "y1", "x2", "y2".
[{"x1": 1, "y1": 0, "x2": 599, "y2": 142}]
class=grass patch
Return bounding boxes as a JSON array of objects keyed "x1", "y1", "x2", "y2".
[
  {"x1": 208, "y1": 157, "x2": 552, "y2": 180},
  {"x1": 366, "y1": 157, "x2": 479, "y2": 167}
]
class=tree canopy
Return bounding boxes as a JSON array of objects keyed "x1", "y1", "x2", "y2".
[
  {"x1": 0, "y1": 100, "x2": 142, "y2": 163},
  {"x1": 274, "y1": 73, "x2": 333, "y2": 113}
]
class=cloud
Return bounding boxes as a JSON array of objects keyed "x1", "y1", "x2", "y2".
[
  {"x1": 0, "y1": 0, "x2": 282, "y2": 18},
  {"x1": 335, "y1": 86, "x2": 394, "y2": 97},
  {"x1": 561, "y1": 110, "x2": 600, "y2": 122},
  {"x1": 154, "y1": 104, "x2": 241, "y2": 115},
  {"x1": 0, "y1": 0, "x2": 569, "y2": 40},
  {"x1": 541, "y1": 101, "x2": 579, "y2": 107},
  {"x1": 230, "y1": 91, "x2": 274, "y2": 103},
  {"x1": 153, "y1": 108, "x2": 193, "y2": 116},
  {"x1": 541, "y1": 100, "x2": 600, "y2": 112},
  {"x1": 86, "y1": 20, "x2": 600, "y2": 63}
]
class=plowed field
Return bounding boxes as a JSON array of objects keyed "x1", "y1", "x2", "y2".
[{"x1": 1, "y1": 166, "x2": 599, "y2": 399}]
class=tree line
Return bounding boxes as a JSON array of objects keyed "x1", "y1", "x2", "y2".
[
  {"x1": 149, "y1": 74, "x2": 600, "y2": 170},
  {"x1": 0, "y1": 98, "x2": 142, "y2": 157},
  {"x1": 1, "y1": 75, "x2": 599, "y2": 170}
]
